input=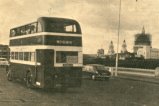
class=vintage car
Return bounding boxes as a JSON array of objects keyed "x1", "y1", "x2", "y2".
[
  {"x1": 82, "y1": 64, "x2": 111, "y2": 80},
  {"x1": 0, "y1": 58, "x2": 9, "y2": 66}
]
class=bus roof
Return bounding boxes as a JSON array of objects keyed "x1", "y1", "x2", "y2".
[
  {"x1": 37, "y1": 17, "x2": 78, "y2": 23},
  {"x1": 10, "y1": 17, "x2": 80, "y2": 30}
]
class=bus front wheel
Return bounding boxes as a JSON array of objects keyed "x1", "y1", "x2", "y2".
[{"x1": 26, "y1": 72, "x2": 34, "y2": 88}]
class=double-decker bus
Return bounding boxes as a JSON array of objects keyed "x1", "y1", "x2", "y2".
[{"x1": 7, "y1": 17, "x2": 83, "y2": 90}]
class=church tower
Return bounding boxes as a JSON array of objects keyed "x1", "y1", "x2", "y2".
[
  {"x1": 108, "y1": 41, "x2": 115, "y2": 55},
  {"x1": 121, "y1": 40, "x2": 127, "y2": 53}
]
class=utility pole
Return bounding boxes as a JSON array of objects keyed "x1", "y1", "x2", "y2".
[{"x1": 115, "y1": 0, "x2": 122, "y2": 76}]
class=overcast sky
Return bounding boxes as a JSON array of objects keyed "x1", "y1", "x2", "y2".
[{"x1": 0, "y1": 0, "x2": 159, "y2": 54}]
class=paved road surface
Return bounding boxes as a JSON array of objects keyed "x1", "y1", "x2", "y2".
[{"x1": 0, "y1": 67, "x2": 159, "y2": 106}]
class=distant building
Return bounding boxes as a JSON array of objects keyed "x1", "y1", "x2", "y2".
[
  {"x1": 0, "y1": 45, "x2": 10, "y2": 60},
  {"x1": 133, "y1": 27, "x2": 159, "y2": 59},
  {"x1": 133, "y1": 26, "x2": 152, "y2": 53},
  {"x1": 137, "y1": 46, "x2": 159, "y2": 59},
  {"x1": 97, "y1": 49, "x2": 105, "y2": 58}
]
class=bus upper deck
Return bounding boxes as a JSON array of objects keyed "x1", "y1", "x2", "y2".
[{"x1": 10, "y1": 17, "x2": 82, "y2": 37}]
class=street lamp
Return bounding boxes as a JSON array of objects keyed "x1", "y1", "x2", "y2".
[
  {"x1": 115, "y1": 0, "x2": 138, "y2": 76},
  {"x1": 115, "y1": 0, "x2": 122, "y2": 76}
]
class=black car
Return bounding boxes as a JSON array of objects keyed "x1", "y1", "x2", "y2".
[{"x1": 82, "y1": 64, "x2": 111, "y2": 80}]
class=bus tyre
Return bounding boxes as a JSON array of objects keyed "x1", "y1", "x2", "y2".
[
  {"x1": 26, "y1": 72, "x2": 33, "y2": 88},
  {"x1": 7, "y1": 69, "x2": 13, "y2": 81}
]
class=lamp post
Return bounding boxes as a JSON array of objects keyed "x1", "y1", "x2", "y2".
[{"x1": 115, "y1": 0, "x2": 122, "y2": 76}]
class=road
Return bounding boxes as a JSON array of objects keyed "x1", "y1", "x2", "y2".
[{"x1": 0, "y1": 67, "x2": 159, "y2": 106}]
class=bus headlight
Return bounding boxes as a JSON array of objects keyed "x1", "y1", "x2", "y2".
[{"x1": 36, "y1": 82, "x2": 41, "y2": 86}]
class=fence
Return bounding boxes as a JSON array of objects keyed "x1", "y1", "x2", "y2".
[{"x1": 108, "y1": 67, "x2": 159, "y2": 83}]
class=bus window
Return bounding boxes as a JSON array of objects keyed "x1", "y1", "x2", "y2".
[
  {"x1": 49, "y1": 23, "x2": 64, "y2": 33},
  {"x1": 16, "y1": 28, "x2": 21, "y2": 36},
  {"x1": 10, "y1": 29, "x2": 16, "y2": 37},
  {"x1": 45, "y1": 19, "x2": 81, "y2": 34},
  {"x1": 15, "y1": 52, "x2": 18, "y2": 60},
  {"x1": 30, "y1": 25, "x2": 36, "y2": 33},
  {"x1": 30, "y1": 23, "x2": 37, "y2": 34},
  {"x1": 26, "y1": 25, "x2": 31, "y2": 34},
  {"x1": 19, "y1": 52, "x2": 23, "y2": 60},
  {"x1": 21, "y1": 27, "x2": 26, "y2": 35},
  {"x1": 24, "y1": 52, "x2": 30, "y2": 61},
  {"x1": 56, "y1": 51, "x2": 78, "y2": 63},
  {"x1": 65, "y1": 24, "x2": 76, "y2": 32}
]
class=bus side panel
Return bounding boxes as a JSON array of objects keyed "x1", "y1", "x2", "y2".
[
  {"x1": 10, "y1": 62, "x2": 35, "y2": 81},
  {"x1": 10, "y1": 62, "x2": 22, "y2": 80},
  {"x1": 9, "y1": 62, "x2": 45, "y2": 88}
]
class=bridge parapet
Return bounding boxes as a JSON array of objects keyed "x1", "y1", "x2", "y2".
[{"x1": 105, "y1": 67, "x2": 159, "y2": 83}]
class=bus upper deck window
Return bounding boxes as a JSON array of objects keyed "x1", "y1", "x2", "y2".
[
  {"x1": 30, "y1": 25, "x2": 36, "y2": 33},
  {"x1": 26, "y1": 23, "x2": 37, "y2": 34},
  {"x1": 65, "y1": 24, "x2": 76, "y2": 33},
  {"x1": 26, "y1": 25, "x2": 31, "y2": 34},
  {"x1": 20, "y1": 27, "x2": 26, "y2": 35},
  {"x1": 11, "y1": 30, "x2": 16, "y2": 37}
]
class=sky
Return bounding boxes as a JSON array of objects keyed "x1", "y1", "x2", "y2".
[{"x1": 0, "y1": 0, "x2": 159, "y2": 54}]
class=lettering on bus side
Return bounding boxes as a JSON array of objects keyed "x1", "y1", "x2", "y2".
[
  {"x1": 10, "y1": 35, "x2": 82, "y2": 46},
  {"x1": 45, "y1": 35, "x2": 82, "y2": 46},
  {"x1": 56, "y1": 40, "x2": 72, "y2": 45}
]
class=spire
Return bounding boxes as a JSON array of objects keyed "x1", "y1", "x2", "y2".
[
  {"x1": 108, "y1": 41, "x2": 115, "y2": 55},
  {"x1": 110, "y1": 41, "x2": 113, "y2": 44},
  {"x1": 121, "y1": 40, "x2": 127, "y2": 53},
  {"x1": 123, "y1": 40, "x2": 126, "y2": 43},
  {"x1": 142, "y1": 26, "x2": 145, "y2": 34}
]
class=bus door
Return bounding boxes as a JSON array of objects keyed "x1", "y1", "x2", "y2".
[{"x1": 35, "y1": 49, "x2": 54, "y2": 88}]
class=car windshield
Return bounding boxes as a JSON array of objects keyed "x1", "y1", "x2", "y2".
[
  {"x1": 94, "y1": 66, "x2": 106, "y2": 73},
  {"x1": 95, "y1": 66, "x2": 105, "y2": 70}
]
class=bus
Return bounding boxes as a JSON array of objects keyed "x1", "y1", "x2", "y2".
[{"x1": 7, "y1": 17, "x2": 83, "y2": 90}]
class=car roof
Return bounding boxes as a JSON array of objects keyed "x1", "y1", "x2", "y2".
[{"x1": 0, "y1": 58, "x2": 7, "y2": 59}]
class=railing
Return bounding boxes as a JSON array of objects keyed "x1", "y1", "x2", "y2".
[{"x1": 107, "y1": 67, "x2": 159, "y2": 83}]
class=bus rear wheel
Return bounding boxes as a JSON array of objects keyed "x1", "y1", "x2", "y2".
[
  {"x1": 26, "y1": 72, "x2": 33, "y2": 88},
  {"x1": 7, "y1": 69, "x2": 13, "y2": 81}
]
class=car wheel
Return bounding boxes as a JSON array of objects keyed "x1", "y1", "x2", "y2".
[
  {"x1": 91, "y1": 75, "x2": 95, "y2": 80},
  {"x1": 26, "y1": 72, "x2": 33, "y2": 88}
]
